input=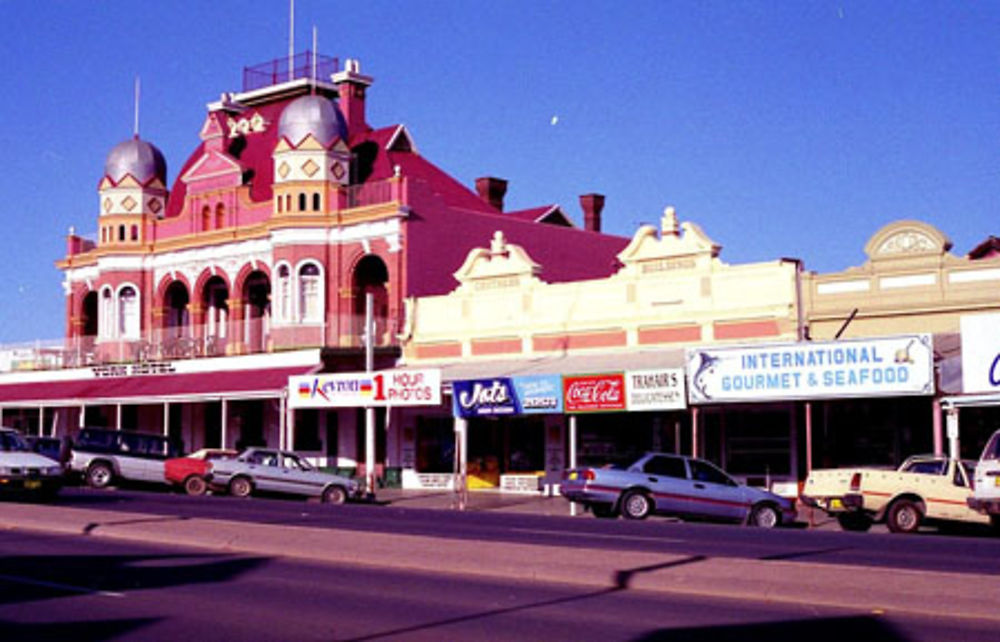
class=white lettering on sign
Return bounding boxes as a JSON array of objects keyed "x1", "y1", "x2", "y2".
[{"x1": 458, "y1": 381, "x2": 511, "y2": 409}]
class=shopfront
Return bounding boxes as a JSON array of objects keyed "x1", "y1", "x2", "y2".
[
  {"x1": 686, "y1": 334, "x2": 936, "y2": 487},
  {"x1": 941, "y1": 313, "x2": 1000, "y2": 459}
]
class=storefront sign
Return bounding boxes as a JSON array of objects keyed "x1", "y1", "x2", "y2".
[
  {"x1": 563, "y1": 373, "x2": 626, "y2": 413},
  {"x1": 453, "y1": 378, "x2": 518, "y2": 416},
  {"x1": 289, "y1": 369, "x2": 441, "y2": 408},
  {"x1": 961, "y1": 314, "x2": 1000, "y2": 394},
  {"x1": 686, "y1": 334, "x2": 934, "y2": 404},
  {"x1": 452, "y1": 375, "x2": 564, "y2": 417},
  {"x1": 625, "y1": 368, "x2": 686, "y2": 411},
  {"x1": 513, "y1": 375, "x2": 564, "y2": 414}
]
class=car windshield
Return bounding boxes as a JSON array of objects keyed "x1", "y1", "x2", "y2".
[{"x1": 0, "y1": 431, "x2": 27, "y2": 452}]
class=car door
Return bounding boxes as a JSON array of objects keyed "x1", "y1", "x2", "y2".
[
  {"x1": 247, "y1": 450, "x2": 281, "y2": 493},
  {"x1": 638, "y1": 455, "x2": 690, "y2": 515},
  {"x1": 684, "y1": 458, "x2": 750, "y2": 521},
  {"x1": 278, "y1": 453, "x2": 313, "y2": 497}
]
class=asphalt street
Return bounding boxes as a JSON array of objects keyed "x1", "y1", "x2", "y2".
[{"x1": 0, "y1": 529, "x2": 995, "y2": 642}]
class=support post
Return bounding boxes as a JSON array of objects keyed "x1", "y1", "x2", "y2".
[
  {"x1": 38, "y1": 406, "x2": 44, "y2": 437},
  {"x1": 932, "y1": 398, "x2": 944, "y2": 456},
  {"x1": 116, "y1": 404, "x2": 122, "y2": 431},
  {"x1": 805, "y1": 401, "x2": 813, "y2": 476},
  {"x1": 163, "y1": 402, "x2": 170, "y2": 436},
  {"x1": 281, "y1": 393, "x2": 289, "y2": 452},
  {"x1": 691, "y1": 406, "x2": 699, "y2": 458},
  {"x1": 946, "y1": 405, "x2": 960, "y2": 460},
  {"x1": 364, "y1": 292, "x2": 376, "y2": 496},
  {"x1": 221, "y1": 399, "x2": 228, "y2": 450},
  {"x1": 454, "y1": 416, "x2": 468, "y2": 510},
  {"x1": 569, "y1": 414, "x2": 577, "y2": 517}
]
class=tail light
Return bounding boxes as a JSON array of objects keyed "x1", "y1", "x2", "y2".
[
  {"x1": 849, "y1": 472, "x2": 862, "y2": 492},
  {"x1": 582, "y1": 469, "x2": 596, "y2": 481}
]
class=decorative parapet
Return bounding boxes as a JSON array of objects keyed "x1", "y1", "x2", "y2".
[
  {"x1": 614, "y1": 206, "x2": 721, "y2": 278},
  {"x1": 451, "y1": 231, "x2": 543, "y2": 293}
]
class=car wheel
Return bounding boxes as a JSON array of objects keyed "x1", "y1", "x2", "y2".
[
  {"x1": 887, "y1": 499, "x2": 922, "y2": 534},
  {"x1": 322, "y1": 486, "x2": 347, "y2": 505},
  {"x1": 183, "y1": 475, "x2": 208, "y2": 496},
  {"x1": 620, "y1": 490, "x2": 652, "y2": 520},
  {"x1": 228, "y1": 476, "x2": 253, "y2": 498},
  {"x1": 591, "y1": 504, "x2": 618, "y2": 519},
  {"x1": 749, "y1": 503, "x2": 781, "y2": 528},
  {"x1": 836, "y1": 512, "x2": 873, "y2": 532},
  {"x1": 86, "y1": 462, "x2": 113, "y2": 489}
]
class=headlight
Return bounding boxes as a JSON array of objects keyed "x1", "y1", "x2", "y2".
[{"x1": 0, "y1": 467, "x2": 11, "y2": 476}]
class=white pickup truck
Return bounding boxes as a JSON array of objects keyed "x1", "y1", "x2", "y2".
[
  {"x1": 968, "y1": 429, "x2": 1000, "y2": 525},
  {"x1": 800, "y1": 455, "x2": 988, "y2": 533}
]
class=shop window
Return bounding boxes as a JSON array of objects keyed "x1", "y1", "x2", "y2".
[
  {"x1": 312, "y1": 193, "x2": 321, "y2": 211},
  {"x1": 293, "y1": 409, "x2": 322, "y2": 451}
]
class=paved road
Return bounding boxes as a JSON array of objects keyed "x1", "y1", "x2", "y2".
[
  {"x1": 0, "y1": 529, "x2": 995, "y2": 642},
  {"x1": 49, "y1": 486, "x2": 1000, "y2": 576}
]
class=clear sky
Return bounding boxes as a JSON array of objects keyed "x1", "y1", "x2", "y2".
[{"x1": 0, "y1": 1, "x2": 997, "y2": 343}]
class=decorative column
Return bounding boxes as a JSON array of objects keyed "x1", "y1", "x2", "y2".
[
  {"x1": 227, "y1": 297, "x2": 245, "y2": 355},
  {"x1": 189, "y1": 302, "x2": 206, "y2": 352}
]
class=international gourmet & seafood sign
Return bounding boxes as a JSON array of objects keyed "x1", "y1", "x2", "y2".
[{"x1": 686, "y1": 334, "x2": 934, "y2": 404}]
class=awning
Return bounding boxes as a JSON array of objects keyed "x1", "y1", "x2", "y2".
[{"x1": 0, "y1": 350, "x2": 323, "y2": 407}]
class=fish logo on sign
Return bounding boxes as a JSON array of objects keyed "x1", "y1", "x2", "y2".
[{"x1": 691, "y1": 352, "x2": 720, "y2": 400}]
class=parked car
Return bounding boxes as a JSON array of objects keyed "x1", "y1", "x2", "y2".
[
  {"x1": 967, "y1": 429, "x2": 1000, "y2": 527},
  {"x1": 209, "y1": 447, "x2": 364, "y2": 504},
  {"x1": 0, "y1": 427, "x2": 64, "y2": 498},
  {"x1": 165, "y1": 448, "x2": 238, "y2": 495},
  {"x1": 801, "y1": 455, "x2": 987, "y2": 533},
  {"x1": 24, "y1": 435, "x2": 68, "y2": 464},
  {"x1": 560, "y1": 452, "x2": 797, "y2": 527},
  {"x1": 69, "y1": 427, "x2": 183, "y2": 489}
]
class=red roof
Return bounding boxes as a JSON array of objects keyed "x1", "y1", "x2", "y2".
[{"x1": 0, "y1": 365, "x2": 309, "y2": 405}]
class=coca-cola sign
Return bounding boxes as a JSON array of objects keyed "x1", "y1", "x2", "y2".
[{"x1": 563, "y1": 373, "x2": 626, "y2": 413}]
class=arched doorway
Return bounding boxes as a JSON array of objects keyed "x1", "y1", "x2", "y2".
[
  {"x1": 202, "y1": 276, "x2": 229, "y2": 356},
  {"x1": 243, "y1": 271, "x2": 270, "y2": 353},
  {"x1": 352, "y1": 255, "x2": 389, "y2": 346}
]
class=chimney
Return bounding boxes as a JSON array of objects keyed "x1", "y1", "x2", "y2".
[
  {"x1": 580, "y1": 193, "x2": 605, "y2": 232},
  {"x1": 475, "y1": 176, "x2": 508, "y2": 211},
  {"x1": 333, "y1": 59, "x2": 373, "y2": 139}
]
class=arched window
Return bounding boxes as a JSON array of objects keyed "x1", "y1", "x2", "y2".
[
  {"x1": 312, "y1": 193, "x2": 321, "y2": 211},
  {"x1": 215, "y1": 203, "x2": 225, "y2": 229},
  {"x1": 277, "y1": 195, "x2": 283, "y2": 213},
  {"x1": 298, "y1": 263, "x2": 322, "y2": 322},
  {"x1": 118, "y1": 286, "x2": 139, "y2": 338},
  {"x1": 130, "y1": 225, "x2": 138, "y2": 241},
  {"x1": 118, "y1": 225, "x2": 125, "y2": 241},
  {"x1": 298, "y1": 193, "x2": 307, "y2": 212},
  {"x1": 99, "y1": 288, "x2": 113, "y2": 338},
  {"x1": 285, "y1": 194, "x2": 291, "y2": 212},
  {"x1": 201, "y1": 205, "x2": 211, "y2": 231},
  {"x1": 276, "y1": 264, "x2": 291, "y2": 322},
  {"x1": 101, "y1": 228, "x2": 107, "y2": 243}
]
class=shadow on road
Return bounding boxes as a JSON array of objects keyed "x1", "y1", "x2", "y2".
[
  {"x1": 1, "y1": 616, "x2": 163, "y2": 642},
  {"x1": 0, "y1": 552, "x2": 269, "y2": 606},
  {"x1": 631, "y1": 614, "x2": 904, "y2": 641}
]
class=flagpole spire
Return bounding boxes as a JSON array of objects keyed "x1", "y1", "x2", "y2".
[
  {"x1": 288, "y1": 0, "x2": 295, "y2": 80},
  {"x1": 133, "y1": 76, "x2": 140, "y2": 138}
]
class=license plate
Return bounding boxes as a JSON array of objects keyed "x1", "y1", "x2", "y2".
[
  {"x1": 24, "y1": 480, "x2": 41, "y2": 490},
  {"x1": 829, "y1": 498, "x2": 843, "y2": 510}
]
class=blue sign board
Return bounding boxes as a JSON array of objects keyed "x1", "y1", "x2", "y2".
[{"x1": 452, "y1": 375, "x2": 564, "y2": 417}]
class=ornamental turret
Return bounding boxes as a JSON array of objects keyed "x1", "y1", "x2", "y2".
[{"x1": 97, "y1": 136, "x2": 167, "y2": 247}]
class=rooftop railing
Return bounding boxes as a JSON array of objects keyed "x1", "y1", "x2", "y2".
[{"x1": 242, "y1": 50, "x2": 339, "y2": 93}]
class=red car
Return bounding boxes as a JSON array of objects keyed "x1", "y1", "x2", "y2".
[{"x1": 165, "y1": 448, "x2": 238, "y2": 495}]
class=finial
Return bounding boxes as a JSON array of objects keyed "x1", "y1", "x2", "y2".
[
  {"x1": 133, "y1": 76, "x2": 141, "y2": 138},
  {"x1": 661, "y1": 206, "x2": 679, "y2": 237},
  {"x1": 490, "y1": 230, "x2": 507, "y2": 256}
]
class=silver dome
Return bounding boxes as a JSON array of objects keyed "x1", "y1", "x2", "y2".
[
  {"x1": 104, "y1": 137, "x2": 167, "y2": 184},
  {"x1": 278, "y1": 95, "x2": 347, "y2": 146}
]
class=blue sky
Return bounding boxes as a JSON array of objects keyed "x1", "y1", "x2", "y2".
[{"x1": 0, "y1": 1, "x2": 998, "y2": 342}]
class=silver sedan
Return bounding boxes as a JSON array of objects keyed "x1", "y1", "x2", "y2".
[{"x1": 209, "y1": 448, "x2": 364, "y2": 504}]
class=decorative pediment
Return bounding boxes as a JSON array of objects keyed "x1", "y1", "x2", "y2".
[
  {"x1": 199, "y1": 114, "x2": 225, "y2": 141},
  {"x1": 452, "y1": 231, "x2": 541, "y2": 290},
  {"x1": 181, "y1": 151, "x2": 243, "y2": 185},
  {"x1": 615, "y1": 206, "x2": 720, "y2": 276},
  {"x1": 864, "y1": 220, "x2": 951, "y2": 261},
  {"x1": 387, "y1": 125, "x2": 417, "y2": 153}
]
